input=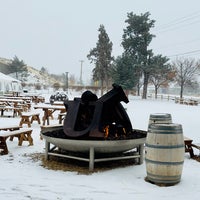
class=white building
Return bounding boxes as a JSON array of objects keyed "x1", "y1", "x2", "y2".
[{"x1": 0, "y1": 72, "x2": 22, "y2": 94}]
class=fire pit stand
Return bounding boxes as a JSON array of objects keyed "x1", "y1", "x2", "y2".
[
  {"x1": 42, "y1": 131, "x2": 146, "y2": 171},
  {"x1": 41, "y1": 84, "x2": 147, "y2": 171}
]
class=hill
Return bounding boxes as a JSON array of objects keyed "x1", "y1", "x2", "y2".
[{"x1": 0, "y1": 57, "x2": 63, "y2": 86}]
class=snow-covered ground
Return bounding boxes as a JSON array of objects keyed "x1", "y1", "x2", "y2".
[{"x1": 0, "y1": 91, "x2": 200, "y2": 200}]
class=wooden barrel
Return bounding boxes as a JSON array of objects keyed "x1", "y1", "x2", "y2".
[
  {"x1": 145, "y1": 123, "x2": 184, "y2": 185},
  {"x1": 149, "y1": 113, "x2": 172, "y2": 125}
]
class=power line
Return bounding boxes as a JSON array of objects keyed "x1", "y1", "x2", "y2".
[
  {"x1": 154, "y1": 19, "x2": 200, "y2": 34},
  {"x1": 152, "y1": 36, "x2": 200, "y2": 51},
  {"x1": 152, "y1": 10, "x2": 200, "y2": 58},
  {"x1": 167, "y1": 49, "x2": 200, "y2": 58},
  {"x1": 154, "y1": 10, "x2": 200, "y2": 32}
]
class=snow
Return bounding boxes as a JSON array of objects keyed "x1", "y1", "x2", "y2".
[{"x1": 1, "y1": 91, "x2": 200, "y2": 200}]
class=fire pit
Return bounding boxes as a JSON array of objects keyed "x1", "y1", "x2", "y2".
[{"x1": 41, "y1": 84, "x2": 147, "y2": 171}]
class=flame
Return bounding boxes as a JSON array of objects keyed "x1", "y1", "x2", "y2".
[
  {"x1": 104, "y1": 125, "x2": 109, "y2": 138},
  {"x1": 123, "y1": 128, "x2": 126, "y2": 134},
  {"x1": 104, "y1": 124, "x2": 127, "y2": 139}
]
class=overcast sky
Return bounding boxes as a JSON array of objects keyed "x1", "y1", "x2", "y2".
[{"x1": 1, "y1": 0, "x2": 200, "y2": 83}]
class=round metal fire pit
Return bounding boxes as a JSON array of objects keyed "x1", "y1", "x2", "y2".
[
  {"x1": 41, "y1": 127, "x2": 147, "y2": 171},
  {"x1": 41, "y1": 129, "x2": 147, "y2": 154}
]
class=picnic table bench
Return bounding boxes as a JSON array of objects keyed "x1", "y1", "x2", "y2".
[
  {"x1": 0, "y1": 128, "x2": 33, "y2": 155},
  {"x1": 34, "y1": 104, "x2": 66, "y2": 125},
  {"x1": 0, "y1": 125, "x2": 21, "y2": 131},
  {"x1": 0, "y1": 125, "x2": 22, "y2": 141},
  {"x1": 184, "y1": 136, "x2": 200, "y2": 158},
  {"x1": 175, "y1": 98, "x2": 199, "y2": 106},
  {"x1": 19, "y1": 112, "x2": 41, "y2": 127},
  {"x1": 58, "y1": 112, "x2": 66, "y2": 124},
  {"x1": 0, "y1": 103, "x2": 28, "y2": 117},
  {"x1": 184, "y1": 136, "x2": 194, "y2": 157}
]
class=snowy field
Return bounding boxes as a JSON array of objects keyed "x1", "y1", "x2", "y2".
[{"x1": 0, "y1": 91, "x2": 200, "y2": 200}]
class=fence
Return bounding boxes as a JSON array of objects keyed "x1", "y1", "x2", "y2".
[{"x1": 147, "y1": 94, "x2": 200, "y2": 105}]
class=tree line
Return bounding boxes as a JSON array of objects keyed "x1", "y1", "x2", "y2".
[
  {"x1": 1, "y1": 12, "x2": 200, "y2": 99},
  {"x1": 87, "y1": 12, "x2": 200, "y2": 99}
]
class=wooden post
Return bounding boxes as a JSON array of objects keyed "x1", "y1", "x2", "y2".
[
  {"x1": 45, "y1": 141, "x2": 50, "y2": 160},
  {"x1": 89, "y1": 147, "x2": 94, "y2": 171}
]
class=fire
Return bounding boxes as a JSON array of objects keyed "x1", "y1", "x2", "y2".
[
  {"x1": 104, "y1": 123, "x2": 127, "y2": 139},
  {"x1": 104, "y1": 125, "x2": 109, "y2": 138}
]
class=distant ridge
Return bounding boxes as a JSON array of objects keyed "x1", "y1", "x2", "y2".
[{"x1": 0, "y1": 57, "x2": 62, "y2": 85}]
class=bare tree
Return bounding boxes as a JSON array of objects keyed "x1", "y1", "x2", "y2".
[
  {"x1": 149, "y1": 55, "x2": 173, "y2": 98},
  {"x1": 172, "y1": 57, "x2": 200, "y2": 98}
]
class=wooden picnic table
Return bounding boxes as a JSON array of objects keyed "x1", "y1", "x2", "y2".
[
  {"x1": 0, "y1": 98, "x2": 25, "y2": 106},
  {"x1": 0, "y1": 128, "x2": 33, "y2": 155},
  {"x1": 0, "y1": 105, "x2": 13, "y2": 117},
  {"x1": 0, "y1": 125, "x2": 21, "y2": 131},
  {"x1": 184, "y1": 136, "x2": 194, "y2": 157},
  {"x1": 19, "y1": 112, "x2": 41, "y2": 127},
  {"x1": 184, "y1": 136, "x2": 200, "y2": 158},
  {"x1": 0, "y1": 98, "x2": 29, "y2": 117},
  {"x1": 34, "y1": 104, "x2": 66, "y2": 125},
  {"x1": 0, "y1": 125, "x2": 22, "y2": 141},
  {"x1": 0, "y1": 96, "x2": 31, "y2": 101}
]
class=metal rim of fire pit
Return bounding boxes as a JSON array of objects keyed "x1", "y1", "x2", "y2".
[{"x1": 42, "y1": 132, "x2": 146, "y2": 153}]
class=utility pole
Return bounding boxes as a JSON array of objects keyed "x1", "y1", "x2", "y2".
[
  {"x1": 65, "y1": 72, "x2": 69, "y2": 93},
  {"x1": 79, "y1": 60, "x2": 84, "y2": 85}
]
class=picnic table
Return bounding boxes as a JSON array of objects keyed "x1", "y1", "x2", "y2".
[
  {"x1": 0, "y1": 128, "x2": 33, "y2": 155},
  {"x1": 0, "y1": 125, "x2": 21, "y2": 131},
  {"x1": 0, "y1": 98, "x2": 29, "y2": 117},
  {"x1": 184, "y1": 136, "x2": 200, "y2": 158},
  {"x1": 34, "y1": 104, "x2": 66, "y2": 125},
  {"x1": 184, "y1": 136, "x2": 194, "y2": 157},
  {"x1": 0, "y1": 98, "x2": 25, "y2": 106},
  {"x1": 0, "y1": 125, "x2": 22, "y2": 141},
  {"x1": 175, "y1": 98, "x2": 199, "y2": 106},
  {"x1": 19, "y1": 112, "x2": 41, "y2": 127}
]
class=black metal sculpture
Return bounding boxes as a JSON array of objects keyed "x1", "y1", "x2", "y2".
[{"x1": 63, "y1": 84, "x2": 132, "y2": 139}]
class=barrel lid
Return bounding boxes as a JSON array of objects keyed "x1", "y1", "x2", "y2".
[
  {"x1": 148, "y1": 123, "x2": 183, "y2": 133},
  {"x1": 149, "y1": 113, "x2": 172, "y2": 118}
]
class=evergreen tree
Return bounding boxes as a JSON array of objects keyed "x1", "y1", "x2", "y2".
[
  {"x1": 122, "y1": 12, "x2": 155, "y2": 99},
  {"x1": 111, "y1": 54, "x2": 136, "y2": 91},
  {"x1": 87, "y1": 24, "x2": 113, "y2": 95},
  {"x1": 40, "y1": 67, "x2": 49, "y2": 75},
  {"x1": 8, "y1": 55, "x2": 27, "y2": 79}
]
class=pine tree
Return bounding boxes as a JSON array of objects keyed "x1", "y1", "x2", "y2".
[
  {"x1": 122, "y1": 12, "x2": 155, "y2": 99},
  {"x1": 87, "y1": 24, "x2": 113, "y2": 95},
  {"x1": 111, "y1": 54, "x2": 136, "y2": 91},
  {"x1": 8, "y1": 56, "x2": 27, "y2": 79}
]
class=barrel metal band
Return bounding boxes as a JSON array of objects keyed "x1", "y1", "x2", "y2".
[
  {"x1": 148, "y1": 130, "x2": 183, "y2": 134},
  {"x1": 145, "y1": 158, "x2": 184, "y2": 165},
  {"x1": 145, "y1": 143, "x2": 185, "y2": 149},
  {"x1": 147, "y1": 172, "x2": 181, "y2": 183}
]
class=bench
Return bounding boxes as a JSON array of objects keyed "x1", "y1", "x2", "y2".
[
  {"x1": 58, "y1": 112, "x2": 66, "y2": 124},
  {"x1": 0, "y1": 105, "x2": 15, "y2": 117},
  {"x1": 0, "y1": 125, "x2": 21, "y2": 131},
  {"x1": 42, "y1": 110, "x2": 54, "y2": 121},
  {"x1": 184, "y1": 136, "x2": 200, "y2": 158},
  {"x1": 0, "y1": 128, "x2": 33, "y2": 155},
  {"x1": 184, "y1": 136, "x2": 194, "y2": 157},
  {"x1": 0, "y1": 125, "x2": 22, "y2": 141},
  {"x1": 19, "y1": 112, "x2": 41, "y2": 127},
  {"x1": 13, "y1": 106, "x2": 24, "y2": 117}
]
